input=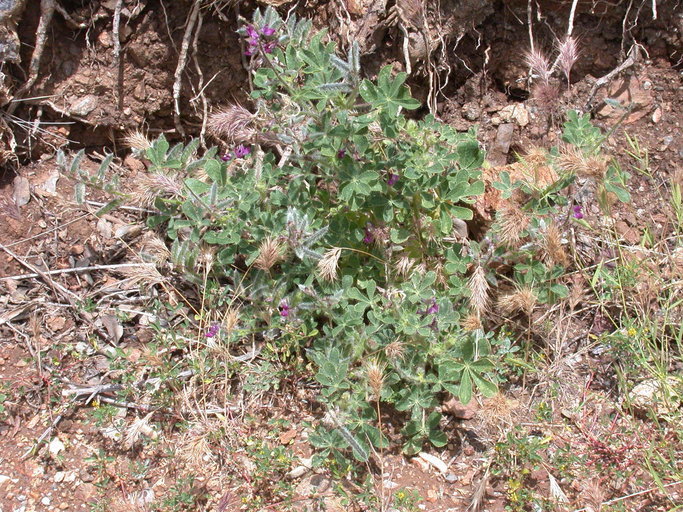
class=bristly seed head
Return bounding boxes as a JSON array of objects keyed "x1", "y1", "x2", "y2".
[
  {"x1": 557, "y1": 36, "x2": 580, "y2": 85},
  {"x1": 385, "y1": 340, "x2": 405, "y2": 360},
  {"x1": 461, "y1": 310, "x2": 483, "y2": 331},
  {"x1": 468, "y1": 265, "x2": 490, "y2": 315},
  {"x1": 123, "y1": 130, "x2": 152, "y2": 153},
  {"x1": 525, "y1": 48, "x2": 552, "y2": 84},
  {"x1": 497, "y1": 286, "x2": 537, "y2": 316},
  {"x1": 366, "y1": 359, "x2": 385, "y2": 400},
  {"x1": 317, "y1": 247, "x2": 342, "y2": 281},
  {"x1": 207, "y1": 105, "x2": 256, "y2": 144},
  {"x1": 497, "y1": 203, "x2": 529, "y2": 245},
  {"x1": 254, "y1": 237, "x2": 284, "y2": 271},
  {"x1": 543, "y1": 221, "x2": 569, "y2": 267}
]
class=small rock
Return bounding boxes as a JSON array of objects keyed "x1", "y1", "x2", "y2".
[
  {"x1": 12, "y1": 176, "x2": 30, "y2": 207},
  {"x1": 114, "y1": 224, "x2": 143, "y2": 239},
  {"x1": 48, "y1": 437, "x2": 65, "y2": 456},
  {"x1": 629, "y1": 377, "x2": 682, "y2": 417},
  {"x1": 383, "y1": 480, "x2": 399, "y2": 489},
  {"x1": 426, "y1": 489, "x2": 438, "y2": 502},
  {"x1": 96, "y1": 218, "x2": 112, "y2": 239},
  {"x1": 0, "y1": 475, "x2": 10, "y2": 489},
  {"x1": 444, "y1": 473, "x2": 458, "y2": 483},
  {"x1": 652, "y1": 106, "x2": 662, "y2": 123},
  {"x1": 41, "y1": 497, "x2": 51, "y2": 506},
  {"x1": 498, "y1": 104, "x2": 530, "y2": 127},
  {"x1": 53, "y1": 472, "x2": 65, "y2": 483},
  {"x1": 443, "y1": 396, "x2": 479, "y2": 420},
  {"x1": 59, "y1": 504, "x2": 69, "y2": 510},
  {"x1": 70, "y1": 95, "x2": 98, "y2": 116},
  {"x1": 418, "y1": 452, "x2": 448, "y2": 473},
  {"x1": 70, "y1": 245, "x2": 84, "y2": 256},
  {"x1": 15, "y1": 359, "x2": 27, "y2": 368},
  {"x1": 287, "y1": 466, "x2": 308, "y2": 479}
]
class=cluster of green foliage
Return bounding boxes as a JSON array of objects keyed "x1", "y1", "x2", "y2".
[{"x1": 65, "y1": 7, "x2": 631, "y2": 463}]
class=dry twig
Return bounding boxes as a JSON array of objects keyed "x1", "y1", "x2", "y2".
[{"x1": 173, "y1": 0, "x2": 201, "y2": 137}]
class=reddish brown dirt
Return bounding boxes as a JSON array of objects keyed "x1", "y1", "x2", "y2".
[{"x1": 1, "y1": 1, "x2": 682, "y2": 511}]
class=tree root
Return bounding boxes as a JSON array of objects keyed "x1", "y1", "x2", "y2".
[
  {"x1": 173, "y1": 0, "x2": 201, "y2": 138},
  {"x1": 8, "y1": 0, "x2": 55, "y2": 115}
]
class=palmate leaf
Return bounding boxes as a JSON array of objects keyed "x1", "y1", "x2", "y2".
[{"x1": 359, "y1": 65, "x2": 421, "y2": 115}]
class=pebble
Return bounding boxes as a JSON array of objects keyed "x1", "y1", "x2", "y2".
[
  {"x1": 54, "y1": 472, "x2": 65, "y2": 483},
  {"x1": 444, "y1": 472, "x2": 459, "y2": 483},
  {"x1": 41, "y1": 497, "x2": 51, "y2": 506}
]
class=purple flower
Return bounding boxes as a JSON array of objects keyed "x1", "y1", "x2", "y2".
[
  {"x1": 244, "y1": 46, "x2": 255, "y2": 56},
  {"x1": 245, "y1": 25, "x2": 259, "y2": 39},
  {"x1": 387, "y1": 173, "x2": 399, "y2": 187},
  {"x1": 234, "y1": 144, "x2": 251, "y2": 158},
  {"x1": 337, "y1": 148, "x2": 346, "y2": 159},
  {"x1": 362, "y1": 226, "x2": 374, "y2": 244},
  {"x1": 261, "y1": 26, "x2": 276, "y2": 37},
  {"x1": 426, "y1": 298, "x2": 439, "y2": 315},
  {"x1": 263, "y1": 41, "x2": 277, "y2": 54},
  {"x1": 279, "y1": 300, "x2": 290, "y2": 318},
  {"x1": 573, "y1": 205, "x2": 584, "y2": 219},
  {"x1": 221, "y1": 153, "x2": 233, "y2": 162},
  {"x1": 205, "y1": 324, "x2": 220, "y2": 338}
]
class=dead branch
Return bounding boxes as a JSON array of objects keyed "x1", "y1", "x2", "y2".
[
  {"x1": 173, "y1": 0, "x2": 201, "y2": 137},
  {"x1": 1, "y1": 262, "x2": 157, "y2": 281},
  {"x1": 585, "y1": 44, "x2": 641, "y2": 109},
  {"x1": 8, "y1": 0, "x2": 55, "y2": 115},
  {"x1": 112, "y1": 0, "x2": 124, "y2": 109}
]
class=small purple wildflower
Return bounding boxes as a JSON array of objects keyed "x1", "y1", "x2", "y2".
[
  {"x1": 245, "y1": 25, "x2": 259, "y2": 39},
  {"x1": 261, "y1": 26, "x2": 276, "y2": 37},
  {"x1": 205, "y1": 324, "x2": 219, "y2": 338},
  {"x1": 279, "y1": 300, "x2": 290, "y2": 318},
  {"x1": 362, "y1": 226, "x2": 374, "y2": 244},
  {"x1": 426, "y1": 298, "x2": 439, "y2": 315},
  {"x1": 244, "y1": 46, "x2": 255, "y2": 56},
  {"x1": 234, "y1": 144, "x2": 251, "y2": 158},
  {"x1": 573, "y1": 205, "x2": 584, "y2": 219},
  {"x1": 387, "y1": 173, "x2": 399, "y2": 187},
  {"x1": 221, "y1": 153, "x2": 233, "y2": 162},
  {"x1": 263, "y1": 41, "x2": 277, "y2": 54},
  {"x1": 337, "y1": 148, "x2": 346, "y2": 159}
]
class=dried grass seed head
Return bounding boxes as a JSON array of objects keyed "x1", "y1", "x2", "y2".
[
  {"x1": 497, "y1": 202, "x2": 529, "y2": 245},
  {"x1": 135, "y1": 172, "x2": 183, "y2": 207},
  {"x1": 366, "y1": 359, "x2": 385, "y2": 399},
  {"x1": 543, "y1": 221, "x2": 569, "y2": 267},
  {"x1": 385, "y1": 340, "x2": 406, "y2": 360},
  {"x1": 468, "y1": 265, "x2": 490, "y2": 315},
  {"x1": 123, "y1": 129, "x2": 152, "y2": 152},
  {"x1": 395, "y1": 256, "x2": 416, "y2": 277},
  {"x1": 461, "y1": 310, "x2": 483, "y2": 331},
  {"x1": 207, "y1": 105, "x2": 256, "y2": 144},
  {"x1": 525, "y1": 47, "x2": 551, "y2": 84},
  {"x1": 557, "y1": 36, "x2": 580, "y2": 83},
  {"x1": 556, "y1": 145, "x2": 608, "y2": 179},
  {"x1": 497, "y1": 286, "x2": 537, "y2": 316},
  {"x1": 317, "y1": 247, "x2": 342, "y2": 281},
  {"x1": 254, "y1": 237, "x2": 285, "y2": 271}
]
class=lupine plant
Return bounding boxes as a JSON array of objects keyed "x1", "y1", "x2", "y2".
[{"x1": 65, "y1": 7, "x2": 631, "y2": 461}]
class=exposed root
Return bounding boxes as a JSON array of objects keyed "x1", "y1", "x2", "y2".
[
  {"x1": 585, "y1": 44, "x2": 641, "y2": 110},
  {"x1": 190, "y1": 7, "x2": 209, "y2": 148},
  {"x1": 112, "y1": 0, "x2": 124, "y2": 109},
  {"x1": 173, "y1": 0, "x2": 201, "y2": 138},
  {"x1": 8, "y1": 0, "x2": 55, "y2": 115}
]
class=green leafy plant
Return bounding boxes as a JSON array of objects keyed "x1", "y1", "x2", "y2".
[{"x1": 74, "y1": 8, "x2": 632, "y2": 462}]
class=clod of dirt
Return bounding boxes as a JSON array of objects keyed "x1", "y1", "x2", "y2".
[
  {"x1": 442, "y1": 396, "x2": 479, "y2": 420},
  {"x1": 596, "y1": 74, "x2": 654, "y2": 123},
  {"x1": 628, "y1": 377, "x2": 682, "y2": 418},
  {"x1": 0, "y1": 0, "x2": 26, "y2": 63},
  {"x1": 11, "y1": 175, "x2": 29, "y2": 206}
]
